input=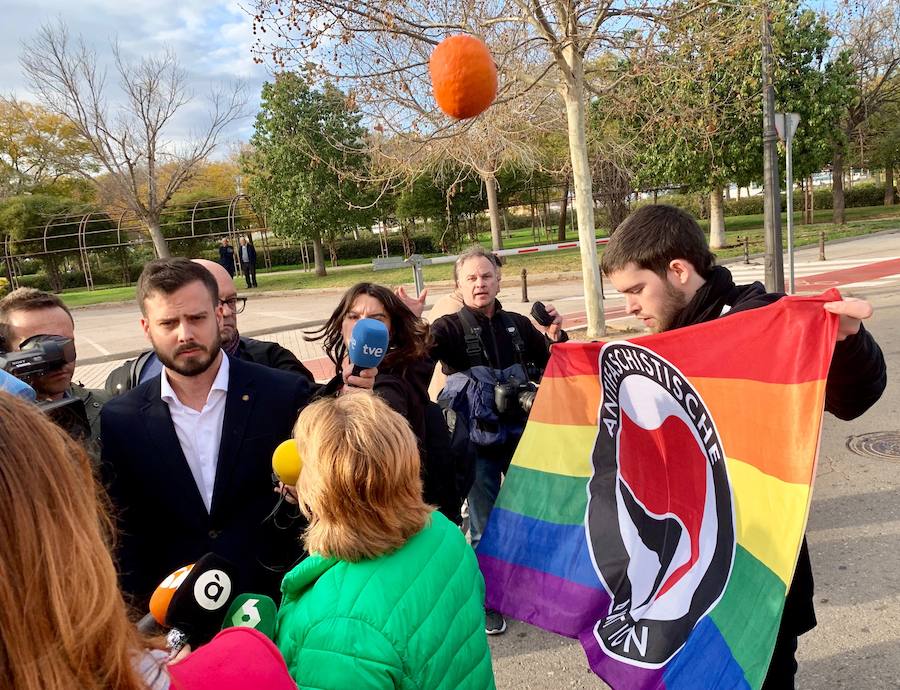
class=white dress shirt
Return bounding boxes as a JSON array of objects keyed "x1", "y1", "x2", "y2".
[{"x1": 160, "y1": 354, "x2": 230, "y2": 513}]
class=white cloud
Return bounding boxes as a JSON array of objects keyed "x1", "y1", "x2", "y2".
[{"x1": 1, "y1": 0, "x2": 270, "y2": 155}]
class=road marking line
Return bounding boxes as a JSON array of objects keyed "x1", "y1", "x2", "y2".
[{"x1": 79, "y1": 336, "x2": 110, "y2": 356}]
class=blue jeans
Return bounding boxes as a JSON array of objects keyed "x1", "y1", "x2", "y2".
[{"x1": 468, "y1": 444, "x2": 515, "y2": 550}]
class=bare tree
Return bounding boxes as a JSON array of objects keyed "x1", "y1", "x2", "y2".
[
  {"x1": 252, "y1": 0, "x2": 673, "y2": 336},
  {"x1": 21, "y1": 21, "x2": 247, "y2": 258}
]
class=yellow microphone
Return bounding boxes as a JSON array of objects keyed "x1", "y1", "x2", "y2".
[{"x1": 272, "y1": 439, "x2": 303, "y2": 486}]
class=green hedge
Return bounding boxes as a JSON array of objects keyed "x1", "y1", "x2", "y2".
[
  {"x1": 263, "y1": 234, "x2": 441, "y2": 267},
  {"x1": 653, "y1": 183, "x2": 897, "y2": 219},
  {"x1": 16, "y1": 264, "x2": 146, "y2": 292}
]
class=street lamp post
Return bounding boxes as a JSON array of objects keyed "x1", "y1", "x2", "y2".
[
  {"x1": 761, "y1": 6, "x2": 784, "y2": 293},
  {"x1": 775, "y1": 112, "x2": 801, "y2": 293}
]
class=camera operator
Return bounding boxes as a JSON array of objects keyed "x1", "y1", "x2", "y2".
[
  {"x1": 430, "y1": 246, "x2": 566, "y2": 636},
  {"x1": 0, "y1": 288, "x2": 107, "y2": 452}
]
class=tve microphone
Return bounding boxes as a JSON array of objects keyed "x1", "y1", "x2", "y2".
[
  {"x1": 272, "y1": 439, "x2": 303, "y2": 486},
  {"x1": 347, "y1": 318, "x2": 389, "y2": 377},
  {"x1": 221, "y1": 593, "x2": 278, "y2": 640},
  {"x1": 530, "y1": 301, "x2": 555, "y2": 327},
  {"x1": 0, "y1": 368, "x2": 37, "y2": 401},
  {"x1": 165, "y1": 553, "x2": 239, "y2": 647}
]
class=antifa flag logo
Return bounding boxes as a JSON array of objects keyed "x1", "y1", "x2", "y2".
[{"x1": 586, "y1": 342, "x2": 735, "y2": 667}]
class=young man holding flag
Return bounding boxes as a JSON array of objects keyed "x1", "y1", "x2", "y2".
[{"x1": 600, "y1": 204, "x2": 886, "y2": 689}]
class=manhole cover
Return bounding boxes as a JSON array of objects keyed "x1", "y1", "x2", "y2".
[{"x1": 846, "y1": 432, "x2": 900, "y2": 460}]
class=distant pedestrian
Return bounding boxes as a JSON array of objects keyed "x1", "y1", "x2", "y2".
[
  {"x1": 218, "y1": 238, "x2": 235, "y2": 277},
  {"x1": 239, "y1": 236, "x2": 258, "y2": 288}
]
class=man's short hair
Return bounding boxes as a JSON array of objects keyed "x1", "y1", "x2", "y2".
[
  {"x1": 453, "y1": 246, "x2": 502, "y2": 285},
  {"x1": 601, "y1": 204, "x2": 716, "y2": 278},
  {"x1": 136, "y1": 258, "x2": 219, "y2": 316},
  {"x1": 0, "y1": 288, "x2": 74, "y2": 348}
]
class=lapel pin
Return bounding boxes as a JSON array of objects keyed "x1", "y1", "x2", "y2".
[{"x1": 242, "y1": 394, "x2": 250, "y2": 402}]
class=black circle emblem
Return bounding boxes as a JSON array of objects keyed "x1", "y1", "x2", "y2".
[{"x1": 586, "y1": 342, "x2": 735, "y2": 667}]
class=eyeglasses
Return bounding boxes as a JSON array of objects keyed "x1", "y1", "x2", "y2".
[{"x1": 219, "y1": 297, "x2": 247, "y2": 314}]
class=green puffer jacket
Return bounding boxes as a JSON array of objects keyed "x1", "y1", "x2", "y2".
[{"x1": 276, "y1": 511, "x2": 495, "y2": 690}]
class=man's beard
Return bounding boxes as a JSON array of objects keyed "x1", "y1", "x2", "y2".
[
  {"x1": 155, "y1": 336, "x2": 222, "y2": 377},
  {"x1": 655, "y1": 283, "x2": 690, "y2": 333}
]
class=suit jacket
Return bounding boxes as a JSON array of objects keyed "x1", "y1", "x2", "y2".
[{"x1": 100, "y1": 356, "x2": 311, "y2": 610}]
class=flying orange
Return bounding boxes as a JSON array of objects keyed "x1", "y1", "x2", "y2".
[{"x1": 429, "y1": 35, "x2": 497, "y2": 120}]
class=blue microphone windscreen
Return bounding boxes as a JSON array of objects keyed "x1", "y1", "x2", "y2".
[
  {"x1": 0, "y1": 369, "x2": 37, "y2": 401},
  {"x1": 347, "y1": 318, "x2": 390, "y2": 369}
]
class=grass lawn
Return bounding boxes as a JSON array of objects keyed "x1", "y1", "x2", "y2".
[{"x1": 57, "y1": 204, "x2": 900, "y2": 308}]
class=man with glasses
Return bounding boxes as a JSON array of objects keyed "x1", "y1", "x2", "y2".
[{"x1": 105, "y1": 259, "x2": 313, "y2": 395}]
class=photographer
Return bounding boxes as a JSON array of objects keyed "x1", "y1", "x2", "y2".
[
  {"x1": 0, "y1": 288, "x2": 107, "y2": 451},
  {"x1": 430, "y1": 246, "x2": 566, "y2": 636}
]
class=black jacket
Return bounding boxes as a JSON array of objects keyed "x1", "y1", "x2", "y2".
[
  {"x1": 430, "y1": 301, "x2": 566, "y2": 377},
  {"x1": 218, "y1": 245, "x2": 235, "y2": 268},
  {"x1": 100, "y1": 356, "x2": 312, "y2": 609},
  {"x1": 237, "y1": 337, "x2": 313, "y2": 381},
  {"x1": 241, "y1": 243, "x2": 257, "y2": 265},
  {"x1": 673, "y1": 266, "x2": 887, "y2": 637}
]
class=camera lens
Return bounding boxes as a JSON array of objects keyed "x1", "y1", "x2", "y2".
[{"x1": 518, "y1": 389, "x2": 537, "y2": 414}]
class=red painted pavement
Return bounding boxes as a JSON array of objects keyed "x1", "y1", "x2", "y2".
[{"x1": 793, "y1": 257, "x2": 900, "y2": 292}]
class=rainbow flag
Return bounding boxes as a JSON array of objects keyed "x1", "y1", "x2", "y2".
[{"x1": 478, "y1": 292, "x2": 839, "y2": 689}]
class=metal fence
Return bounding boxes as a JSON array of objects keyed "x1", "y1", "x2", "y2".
[{"x1": 1, "y1": 195, "x2": 277, "y2": 291}]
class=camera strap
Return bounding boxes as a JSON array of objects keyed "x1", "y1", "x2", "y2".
[
  {"x1": 457, "y1": 308, "x2": 488, "y2": 368},
  {"x1": 498, "y1": 311, "x2": 528, "y2": 370},
  {"x1": 458, "y1": 307, "x2": 530, "y2": 372}
]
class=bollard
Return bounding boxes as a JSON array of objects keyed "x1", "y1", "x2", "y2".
[
  {"x1": 743, "y1": 236, "x2": 750, "y2": 264},
  {"x1": 413, "y1": 263, "x2": 425, "y2": 297},
  {"x1": 819, "y1": 230, "x2": 826, "y2": 261},
  {"x1": 521, "y1": 268, "x2": 529, "y2": 302}
]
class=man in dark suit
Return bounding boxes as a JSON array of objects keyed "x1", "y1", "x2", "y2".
[
  {"x1": 239, "y1": 236, "x2": 258, "y2": 288},
  {"x1": 100, "y1": 258, "x2": 309, "y2": 609},
  {"x1": 103, "y1": 259, "x2": 314, "y2": 396}
]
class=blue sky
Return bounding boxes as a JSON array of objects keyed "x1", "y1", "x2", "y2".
[{"x1": 2, "y1": 0, "x2": 272, "y2": 152}]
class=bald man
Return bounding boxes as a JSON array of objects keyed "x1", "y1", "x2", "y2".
[{"x1": 105, "y1": 259, "x2": 313, "y2": 395}]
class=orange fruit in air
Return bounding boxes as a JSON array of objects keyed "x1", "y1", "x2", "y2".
[{"x1": 429, "y1": 35, "x2": 497, "y2": 120}]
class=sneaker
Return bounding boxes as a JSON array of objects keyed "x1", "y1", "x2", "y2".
[{"x1": 485, "y1": 608, "x2": 507, "y2": 635}]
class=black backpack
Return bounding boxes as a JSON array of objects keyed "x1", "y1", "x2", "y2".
[{"x1": 421, "y1": 401, "x2": 463, "y2": 525}]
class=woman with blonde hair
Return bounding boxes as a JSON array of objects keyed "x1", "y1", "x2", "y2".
[
  {"x1": 276, "y1": 393, "x2": 495, "y2": 689},
  {"x1": 0, "y1": 391, "x2": 168, "y2": 690}
]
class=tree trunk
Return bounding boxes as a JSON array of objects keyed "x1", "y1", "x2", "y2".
[
  {"x1": 832, "y1": 147, "x2": 846, "y2": 225},
  {"x1": 145, "y1": 217, "x2": 171, "y2": 258},
  {"x1": 312, "y1": 236, "x2": 327, "y2": 277},
  {"x1": 561, "y1": 48, "x2": 605, "y2": 338},
  {"x1": 886, "y1": 166, "x2": 896, "y2": 206},
  {"x1": 709, "y1": 187, "x2": 726, "y2": 249},
  {"x1": 529, "y1": 190, "x2": 537, "y2": 243},
  {"x1": 557, "y1": 175, "x2": 570, "y2": 242},
  {"x1": 480, "y1": 171, "x2": 503, "y2": 251},
  {"x1": 807, "y1": 176, "x2": 814, "y2": 224}
]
